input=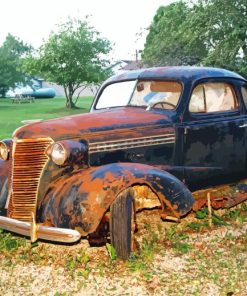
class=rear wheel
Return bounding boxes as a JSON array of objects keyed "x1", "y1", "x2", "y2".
[{"x1": 110, "y1": 188, "x2": 136, "y2": 260}]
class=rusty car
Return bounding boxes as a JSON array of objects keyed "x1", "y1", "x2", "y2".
[{"x1": 1, "y1": 66, "x2": 247, "y2": 259}]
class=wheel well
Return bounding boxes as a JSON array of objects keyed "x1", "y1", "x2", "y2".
[
  {"x1": 132, "y1": 184, "x2": 162, "y2": 212},
  {"x1": 88, "y1": 184, "x2": 177, "y2": 246},
  {"x1": 130, "y1": 183, "x2": 181, "y2": 219}
]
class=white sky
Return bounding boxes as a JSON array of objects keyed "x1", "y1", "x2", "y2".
[{"x1": 0, "y1": 0, "x2": 176, "y2": 61}]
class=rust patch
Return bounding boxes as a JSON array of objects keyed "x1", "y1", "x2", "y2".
[
  {"x1": 39, "y1": 163, "x2": 194, "y2": 236},
  {"x1": 13, "y1": 107, "x2": 172, "y2": 141},
  {"x1": 192, "y1": 184, "x2": 247, "y2": 211}
]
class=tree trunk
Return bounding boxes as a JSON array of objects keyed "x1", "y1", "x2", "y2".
[
  {"x1": 64, "y1": 85, "x2": 76, "y2": 108},
  {"x1": 66, "y1": 95, "x2": 76, "y2": 108},
  {"x1": 0, "y1": 87, "x2": 7, "y2": 98}
]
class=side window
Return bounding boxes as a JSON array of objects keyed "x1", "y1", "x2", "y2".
[
  {"x1": 189, "y1": 85, "x2": 205, "y2": 113},
  {"x1": 189, "y1": 83, "x2": 237, "y2": 113},
  {"x1": 241, "y1": 86, "x2": 247, "y2": 109}
]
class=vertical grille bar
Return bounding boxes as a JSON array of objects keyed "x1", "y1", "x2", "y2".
[{"x1": 7, "y1": 138, "x2": 53, "y2": 222}]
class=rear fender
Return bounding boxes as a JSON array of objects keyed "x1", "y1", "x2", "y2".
[{"x1": 39, "y1": 163, "x2": 194, "y2": 236}]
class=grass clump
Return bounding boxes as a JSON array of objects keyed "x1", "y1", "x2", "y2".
[
  {"x1": 0, "y1": 229, "x2": 27, "y2": 253},
  {"x1": 65, "y1": 251, "x2": 91, "y2": 278}
]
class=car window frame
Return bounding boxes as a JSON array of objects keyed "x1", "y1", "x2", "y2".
[
  {"x1": 188, "y1": 80, "x2": 240, "y2": 119},
  {"x1": 92, "y1": 78, "x2": 184, "y2": 112},
  {"x1": 241, "y1": 84, "x2": 247, "y2": 110}
]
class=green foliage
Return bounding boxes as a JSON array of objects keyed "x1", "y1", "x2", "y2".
[
  {"x1": 140, "y1": 236, "x2": 157, "y2": 261},
  {"x1": 0, "y1": 229, "x2": 27, "y2": 252},
  {"x1": 65, "y1": 251, "x2": 91, "y2": 278},
  {"x1": 0, "y1": 34, "x2": 31, "y2": 97},
  {"x1": 196, "y1": 208, "x2": 227, "y2": 225},
  {"x1": 195, "y1": 208, "x2": 208, "y2": 219},
  {"x1": 142, "y1": 0, "x2": 247, "y2": 77},
  {"x1": 186, "y1": 221, "x2": 205, "y2": 230},
  {"x1": 127, "y1": 228, "x2": 158, "y2": 273},
  {"x1": 224, "y1": 206, "x2": 247, "y2": 224},
  {"x1": 186, "y1": 0, "x2": 247, "y2": 76},
  {"x1": 54, "y1": 292, "x2": 67, "y2": 296},
  {"x1": 173, "y1": 241, "x2": 192, "y2": 254},
  {"x1": 106, "y1": 243, "x2": 117, "y2": 261},
  {"x1": 241, "y1": 202, "x2": 247, "y2": 212},
  {"x1": 23, "y1": 18, "x2": 112, "y2": 108},
  {"x1": 163, "y1": 225, "x2": 192, "y2": 254},
  {"x1": 142, "y1": 1, "x2": 207, "y2": 66},
  {"x1": 212, "y1": 213, "x2": 228, "y2": 226}
]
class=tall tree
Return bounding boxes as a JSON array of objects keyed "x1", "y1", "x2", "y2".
[
  {"x1": 142, "y1": 0, "x2": 247, "y2": 77},
  {"x1": 142, "y1": 1, "x2": 207, "y2": 67},
  {"x1": 0, "y1": 34, "x2": 31, "y2": 97},
  {"x1": 23, "y1": 18, "x2": 112, "y2": 108},
  {"x1": 186, "y1": 0, "x2": 247, "y2": 76}
]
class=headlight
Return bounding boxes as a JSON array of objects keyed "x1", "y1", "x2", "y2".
[
  {"x1": 0, "y1": 141, "x2": 9, "y2": 161},
  {"x1": 51, "y1": 143, "x2": 67, "y2": 165},
  {"x1": 47, "y1": 140, "x2": 88, "y2": 166}
]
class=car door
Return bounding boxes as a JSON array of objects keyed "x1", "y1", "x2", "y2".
[{"x1": 182, "y1": 80, "x2": 246, "y2": 189}]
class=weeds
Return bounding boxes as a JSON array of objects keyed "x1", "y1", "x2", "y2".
[
  {"x1": 224, "y1": 206, "x2": 247, "y2": 224},
  {"x1": 106, "y1": 243, "x2": 117, "y2": 261},
  {"x1": 54, "y1": 292, "x2": 67, "y2": 296},
  {"x1": 195, "y1": 208, "x2": 208, "y2": 219},
  {"x1": 173, "y1": 242, "x2": 192, "y2": 254},
  {"x1": 65, "y1": 251, "x2": 91, "y2": 278},
  {"x1": 127, "y1": 228, "x2": 158, "y2": 274},
  {"x1": 212, "y1": 213, "x2": 228, "y2": 226},
  {"x1": 162, "y1": 225, "x2": 192, "y2": 254},
  {"x1": 0, "y1": 229, "x2": 27, "y2": 253},
  {"x1": 186, "y1": 221, "x2": 208, "y2": 231}
]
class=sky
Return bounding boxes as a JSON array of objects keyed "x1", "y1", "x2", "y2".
[{"x1": 0, "y1": 0, "x2": 176, "y2": 61}]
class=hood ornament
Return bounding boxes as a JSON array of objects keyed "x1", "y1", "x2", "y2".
[{"x1": 21, "y1": 119, "x2": 43, "y2": 125}]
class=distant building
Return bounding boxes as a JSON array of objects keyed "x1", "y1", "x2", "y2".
[
  {"x1": 121, "y1": 60, "x2": 142, "y2": 71},
  {"x1": 111, "y1": 60, "x2": 142, "y2": 74}
]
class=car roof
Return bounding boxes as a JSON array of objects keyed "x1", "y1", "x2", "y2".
[{"x1": 106, "y1": 66, "x2": 246, "y2": 84}]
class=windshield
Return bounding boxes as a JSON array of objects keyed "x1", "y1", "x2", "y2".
[{"x1": 95, "y1": 80, "x2": 182, "y2": 110}]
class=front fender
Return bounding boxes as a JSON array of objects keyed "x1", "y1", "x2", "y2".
[
  {"x1": 0, "y1": 160, "x2": 8, "y2": 210},
  {"x1": 39, "y1": 163, "x2": 194, "y2": 236}
]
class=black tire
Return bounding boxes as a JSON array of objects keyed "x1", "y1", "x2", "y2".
[{"x1": 110, "y1": 188, "x2": 135, "y2": 260}]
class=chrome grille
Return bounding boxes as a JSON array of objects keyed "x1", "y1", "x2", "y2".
[
  {"x1": 8, "y1": 138, "x2": 53, "y2": 221},
  {"x1": 89, "y1": 133, "x2": 175, "y2": 153}
]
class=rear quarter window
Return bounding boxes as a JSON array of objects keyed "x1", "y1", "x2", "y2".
[
  {"x1": 189, "y1": 82, "x2": 238, "y2": 113},
  {"x1": 241, "y1": 86, "x2": 247, "y2": 109}
]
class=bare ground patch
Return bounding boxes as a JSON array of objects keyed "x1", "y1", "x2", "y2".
[{"x1": 0, "y1": 203, "x2": 247, "y2": 296}]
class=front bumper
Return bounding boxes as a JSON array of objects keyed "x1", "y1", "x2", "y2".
[{"x1": 0, "y1": 215, "x2": 81, "y2": 243}]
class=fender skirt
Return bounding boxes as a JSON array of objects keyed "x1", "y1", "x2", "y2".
[{"x1": 39, "y1": 163, "x2": 194, "y2": 236}]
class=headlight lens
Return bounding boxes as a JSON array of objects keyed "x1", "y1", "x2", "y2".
[
  {"x1": 0, "y1": 141, "x2": 9, "y2": 161},
  {"x1": 51, "y1": 143, "x2": 67, "y2": 165}
]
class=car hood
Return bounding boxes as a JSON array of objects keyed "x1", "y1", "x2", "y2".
[{"x1": 13, "y1": 107, "x2": 173, "y2": 141}]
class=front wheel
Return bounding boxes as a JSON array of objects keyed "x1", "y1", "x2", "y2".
[{"x1": 110, "y1": 188, "x2": 135, "y2": 260}]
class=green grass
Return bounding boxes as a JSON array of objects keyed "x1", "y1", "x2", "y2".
[{"x1": 0, "y1": 96, "x2": 93, "y2": 139}]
